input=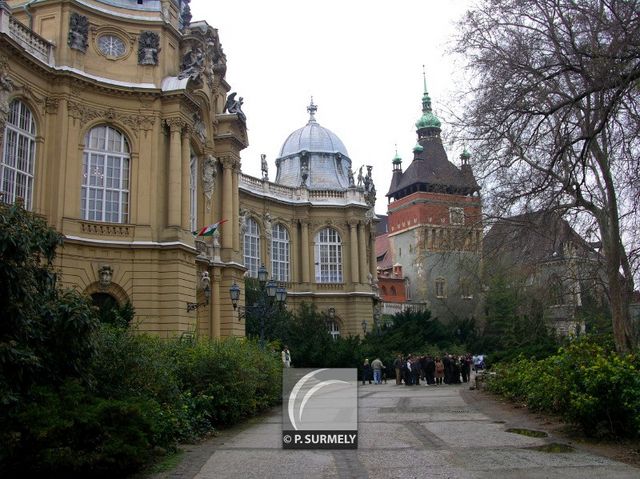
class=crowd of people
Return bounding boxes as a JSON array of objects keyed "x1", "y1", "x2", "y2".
[{"x1": 361, "y1": 354, "x2": 485, "y2": 386}]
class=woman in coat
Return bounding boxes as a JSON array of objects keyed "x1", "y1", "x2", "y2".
[{"x1": 435, "y1": 357, "x2": 445, "y2": 385}]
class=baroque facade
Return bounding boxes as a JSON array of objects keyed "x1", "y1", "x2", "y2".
[
  {"x1": 0, "y1": 0, "x2": 378, "y2": 338},
  {"x1": 381, "y1": 80, "x2": 483, "y2": 322}
]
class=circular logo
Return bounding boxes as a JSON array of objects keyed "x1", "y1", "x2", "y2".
[{"x1": 283, "y1": 434, "x2": 292, "y2": 444}]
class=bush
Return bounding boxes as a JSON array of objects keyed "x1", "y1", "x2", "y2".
[
  {"x1": 487, "y1": 337, "x2": 640, "y2": 437},
  {"x1": 2, "y1": 379, "x2": 164, "y2": 478}
]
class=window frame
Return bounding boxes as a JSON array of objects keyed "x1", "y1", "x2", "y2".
[
  {"x1": 1, "y1": 99, "x2": 37, "y2": 210},
  {"x1": 243, "y1": 217, "x2": 261, "y2": 278},
  {"x1": 314, "y1": 227, "x2": 343, "y2": 283},
  {"x1": 271, "y1": 222, "x2": 290, "y2": 282},
  {"x1": 81, "y1": 125, "x2": 130, "y2": 223},
  {"x1": 435, "y1": 277, "x2": 446, "y2": 298}
]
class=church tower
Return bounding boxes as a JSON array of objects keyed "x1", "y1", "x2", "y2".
[{"x1": 384, "y1": 76, "x2": 483, "y2": 322}]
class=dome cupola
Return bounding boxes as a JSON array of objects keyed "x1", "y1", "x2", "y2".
[{"x1": 275, "y1": 100, "x2": 353, "y2": 190}]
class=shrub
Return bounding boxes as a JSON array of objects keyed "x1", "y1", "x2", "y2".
[{"x1": 487, "y1": 337, "x2": 640, "y2": 437}]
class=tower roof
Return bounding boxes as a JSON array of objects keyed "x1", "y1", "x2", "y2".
[{"x1": 386, "y1": 80, "x2": 479, "y2": 199}]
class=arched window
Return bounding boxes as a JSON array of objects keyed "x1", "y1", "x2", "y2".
[
  {"x1": 1, "y1": 99, "x2": 36, "y2": 210},
  {"x1": 81, "y1": 125, "x2": 130, "y2": 223},
  {"x1": 243, "y1": 217, "x2": 260, "y2": 278},
  {"x1": 271, "y1": 223, "x2": 289, "y2": 282},
  {"x1": 189, "y1": 153, "x2": 197, "y2": 232},
  {"x1": 315, "y1": 227, "x2": 342, "y2": 283},
  {"x1": 381, "y1": 285, "x2": 388, "y2": 296},
  {"x1": 390, "y1": 286, "x2": 397, "y2": 296}
]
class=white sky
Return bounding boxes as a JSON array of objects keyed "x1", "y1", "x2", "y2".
[{"x1": 190, "y1": 0, "x2": 473, "y2": 214}]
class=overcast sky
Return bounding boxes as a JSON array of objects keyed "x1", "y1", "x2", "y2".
[{"x1": 190, "y1": 0, "x2": 473, "y2": 214}]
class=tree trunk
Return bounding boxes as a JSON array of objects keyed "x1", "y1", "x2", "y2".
[{"x1": 599, "y1": 216, "x2": 634, "y2": 353}]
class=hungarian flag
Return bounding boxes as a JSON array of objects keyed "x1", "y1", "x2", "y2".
[{"x1": 193, "y1": 219, "x2": 228, "y2": 237}]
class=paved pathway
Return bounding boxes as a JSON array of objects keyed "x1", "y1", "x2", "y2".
[{"x1": 158, "y1": 381, "x2": 640, "y2": 479}]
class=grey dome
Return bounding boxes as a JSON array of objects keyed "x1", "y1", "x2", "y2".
[
  {"x1": 275, "y1": 101, "x2": 353, "y2": 190},
  {"x1": 279, "y1": 121, "x2": 349, "y2": 158}
]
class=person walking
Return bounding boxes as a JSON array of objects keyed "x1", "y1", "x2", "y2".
[
  {"x1": 362, "y1": 359, "x2": 372, "y2": 385},
  {"x1": 281, "y1": 345, "x2": 291, "y2": 368},
  {"x1": 371, "y1": 357, "x2": 385, "y2": 384}
]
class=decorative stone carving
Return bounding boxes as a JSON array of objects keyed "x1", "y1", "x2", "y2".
[
  {"x1": 347, "y1": 166, "x2": 355, "y2": 187},
  {"x1": 239, "y1": 208, "x2": 250, "y2": 247},
  {"x1": 138, "y1": 31, "x2": 160, "y2": 65},
  {"x1": 178, "y1": 23, "x2": 226, "y2": 91},
  {"x1": 179, "y1": 0, "x2": 192, "y2": 32},
  {"x1": 357, "y1": 166, "x2": 364, "y2": 188},
  {"x1": 163, "y1": 117, "x2": 187, "y2": 132},
  {"x1": 300, "y1": 152, "x2": 309, "y2": 187},
  {"x1": 223, "y1": 92, "x2": 246, "y2": 122},
  {"x1": 179, "y1": 46, "x2": 204, "y2": 80},
  {"x1": 67, "y1": 101, "x2": 156, "y2": 134},
  {"x1": 263, "y1": 212, "x2": 272, "y2": 242},
  {"x1": 364, "y1": 165, "x2": 376, "y2": 207},
  {"x1": 98, "y1": 264, "x2": 113, "y2": 290},
  {"x1": 68, "y1": 12, "x2": 89, "y2": 52},
  {"x1": 202, "y1": 154, "x2": 217, "y2": 212},
  {"x1": 193, "y1": 112, "x2": 206, "y2": 143},
  {"x1": 45, "y1": 97, "x2": 60, "y2": 114},
  {"x1": 261, "y1": 154, "x2": 269, "y2": 181},
  {"x1": 0, "y1": 60, "x2": 13, "y2": 153}
]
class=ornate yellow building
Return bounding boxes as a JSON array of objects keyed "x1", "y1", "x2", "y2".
[{"x1": 0, "y1": 0, "x2": 378, "y2": 338}]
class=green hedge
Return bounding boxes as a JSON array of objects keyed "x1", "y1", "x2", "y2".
[
  {"x1": 487, "y1": 338, "x2": 640, "y2": 437},
  {"x1": 1, "y1": 328, "x2": 282, "y2": 477}
]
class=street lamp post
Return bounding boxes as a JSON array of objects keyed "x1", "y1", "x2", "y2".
[{"x1": 229, "y1": 265, "x2": 287, "y2": 349}]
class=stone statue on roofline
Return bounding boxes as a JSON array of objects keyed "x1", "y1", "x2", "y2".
[
  {"x1": 261, "y1": 154, "x2": 269, "y2": 181},
  {"x1": 224, "y1": 92, "x2": 246, "y2": 122}
]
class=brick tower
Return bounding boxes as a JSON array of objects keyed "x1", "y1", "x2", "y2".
[{"x1": 384, "y1": 76, "x2": 483, "y2": 322}]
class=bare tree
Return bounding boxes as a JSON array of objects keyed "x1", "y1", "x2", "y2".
[{"x1": 453, "y1": 0, "x2": 640, "y2": 352}]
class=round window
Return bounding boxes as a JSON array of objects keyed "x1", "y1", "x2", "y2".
[{"x1": 98, "y1": 34, "x2": 126, "y2": 58}]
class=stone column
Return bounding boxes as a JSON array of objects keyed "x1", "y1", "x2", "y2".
[
  {"x1": 181, "y1": 127, "x2": 191, "y2": 231},
  {"x1": 165, "y1": 118, "x2": 185, "y2": 228},
  {"x1": 232, "y1": 160, "x2": 241, "y2": 252},
  {"x1": 349, "y1": 221, "x2": 359, "y2": 283},
  {"x1": 369, "y1": 229, "x2": 376, "y2": 279},
  {"x1": 301, "y1": 220, "x2": 310, "y2": 283},
  {"x1": 221, "y1": 157, "x2": 234, "y2": 250},
  {"x1": 358, "y1": 222, "x2": 368, "y2": 284},
  {"x1": 212, "y1": 269, "x2": 221, "y2": 338}
]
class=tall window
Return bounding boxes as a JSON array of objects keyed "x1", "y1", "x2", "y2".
[
  {"x1": 271, "y1": 223, "x2": 290, "y2": 282},
  {"x1": 81, "y1": 125, "x2": 130, "y2": 223},
  {"x1": 189, "y1": 154, "x2": 197, "y2": 232},
  {"x1": 327, "y1": 320, "x2": 340, "y2": 340},
  {"x1": 315, "y1": 227, "x2": 342, "y2": 283},
  {"x1": 1, "y1": 100, "x2": 36, "y2": 210},
  {"x1": 435, "y1": 278, "x2": 446, "y2": 298},
  {"x1": 243, "y1": 217, "x2": 260, "y2": 278}
]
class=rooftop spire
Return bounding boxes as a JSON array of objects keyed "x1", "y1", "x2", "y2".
[
  {"x1": 422, "y1": 64, "x2": 427, "y2": 94},
  {"x1": 415, "y1": 67, "x2": 441, "y2": 130},
  {"x1": 307, "y1": 96, "x2": 317, "y2": 123},
  {"x1": 392, "y1": 144, "x2": 402, "y2": 165}
]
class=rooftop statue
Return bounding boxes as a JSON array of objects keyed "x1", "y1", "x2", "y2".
[{"x1": 224, "y1": 92, "x2": 246, "y2": 122}]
